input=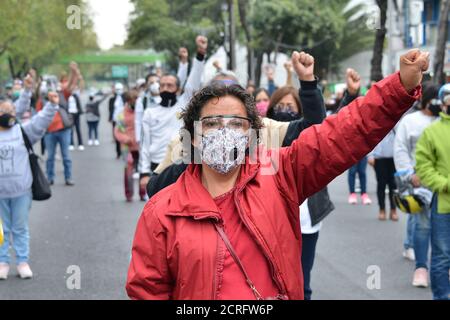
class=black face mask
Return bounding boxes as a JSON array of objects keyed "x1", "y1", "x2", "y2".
[
  {"x1": 160, "y1": 91, "x2": 177, "y2": 107},
  {"x1": 271, "y1": 110, "x2": 301, "y2": 122},
  {"x1": 0, "y1": 113, "x2": 16, "y2": 129}
]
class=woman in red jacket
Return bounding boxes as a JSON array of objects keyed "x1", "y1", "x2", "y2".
[{"x1": 126, "y1": 49, "x2": 429, "y2": 300}]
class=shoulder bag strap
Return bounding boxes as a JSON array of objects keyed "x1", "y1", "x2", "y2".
[{"x1": 213, "y1": 223, "x2": 264, "y2": 300}]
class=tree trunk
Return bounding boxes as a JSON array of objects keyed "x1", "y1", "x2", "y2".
[
  {"x1": 370, "y1": 0, "x2": 388, "y2": 82},
  {"x1": 228, "y1": 0, "x2": 236, "y2": 71},
  {"x1": 433, "y1": 0, "x2": 450, "y2": 85},
  {"x1": 255, "y1": 51, "x2": 264, "y2": 87},
  {"x1": 237, "y1": 0, "x2": 254, "y2": 83},
  {"x1": 8, "y1": 56, "x2": 16, "y2": 79}
]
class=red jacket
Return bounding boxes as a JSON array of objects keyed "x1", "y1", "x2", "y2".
[{"x1": 126, "y1": 73, "x2": 420, "y2": 300}]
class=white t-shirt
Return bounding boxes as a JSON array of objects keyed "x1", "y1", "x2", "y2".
[
  {"x1": 300, "y1": 199, "x2": 322, "y2": 234},
  {"x1": 68, "y1": 96, "x2": 78, "y2": 114}
]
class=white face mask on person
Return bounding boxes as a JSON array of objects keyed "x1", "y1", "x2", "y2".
[{"x1": 199, "y1": 127, "x2": 249, "y2": 175}]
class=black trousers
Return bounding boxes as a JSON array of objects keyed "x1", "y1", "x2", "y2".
[
  {"x1": 373, "y1": 158, "x2": 396, "y2": 211},
  {"x1": 301, "y1": 232, "x2": 319, "y2": 300},
  {"x1": 112, "y1": 121, "x2": 122, "y2": 158},
  {"x1": 70, "y1": 113, "x2": 83, "y2": 146}
]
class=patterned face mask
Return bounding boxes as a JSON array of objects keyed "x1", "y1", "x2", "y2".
[{"x1": 199, "y1": 127, "x2": 249, "y2": 175}]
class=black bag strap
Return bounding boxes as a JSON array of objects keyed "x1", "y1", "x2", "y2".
[
  {"x1": 20, "y1": 127, "x2": 35, "y2": 155},
  {"x1": 213, "y1": 223, "x2": 264, "y2": 300}
]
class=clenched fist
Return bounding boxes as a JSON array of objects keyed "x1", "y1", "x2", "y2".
[
  {"x1": 292, "y1": 51, "x2": 315, "y2": 82},
  {"x1": 399, "y1": 49, "x2": 430, "y2": 92},
  {"x1": 196, "y1": 36, "x2": 208, "y2": 56},
  {"x1": 346, "y1": 68, "x2": 361, "y2": 96}
]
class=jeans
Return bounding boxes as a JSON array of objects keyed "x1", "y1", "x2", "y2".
[
  {"x1": 87, "y1": 121, "x2": 99, "y2": 140},
  {"x1": 413, "y1": 207, "x2": 431, "y2": 270},
  {"x1": 70, "y1": 113, "x2": 84, "y2": 147},
  {"x1": 301, "y1": 232, "x2": 319, "y2": 300},
  {"x1": 0, "y1": 192, "x2": 32, "y2": 264},
  {"x1": 430, "y1": 197, "x2": 450, "y2": 300},
  {"x1": 348, "y1": 157, "x2": 368, "y2": 194},
  {"x1": 44, "y1": 128, "x2": 72, "y2": 182},
  {"x1": 404, "y1": 214, "x2": 415, "y2": 250}
]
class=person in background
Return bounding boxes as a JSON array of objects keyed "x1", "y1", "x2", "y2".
[
  {"x1": 86, "y1": 91, "x2": 107, "y2": 146},
  {"x1": 114, "y1": 90, "x2": 146, "y2": 202},
  {"x1": 178, "y1": 47, "x2": 189, "y2": 91},
  {"x1": 0, "y1": 91, "x2": 60, "y2": 280},
  {"x1": 394, "y1": 82, "x2": 441, "y2": 288},
  {"x1": 266, "y1": 86, "x2": 302, "y2": 122},
  {"x1": 339, "y1": 70, "x2": 372, "y2": 206},
  {"x1": 246, "y1": 83, "x2": 256, "y2": 96},
  {"x1": 368, "y1": 129, "x2": 398, "y2": 221},
  {"x1": 415, "y1": 88, "x2": 450, "y2": 300},
  {"x1": 254, "y1": 88, "x2": 270, "y2": 117},
  {"x1": 68, "y1": 92, "x2": 84, "y2": 151},
  {"x1": 109, "y1": 82, "x2": 125, "y2": 159},
  {"x1": 138, "y1": 35, "x2": 208, "y2": 191}
]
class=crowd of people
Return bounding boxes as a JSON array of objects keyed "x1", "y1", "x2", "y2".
[{"x1": 0, "y1": 34, "x2": 448, "y2": 301}]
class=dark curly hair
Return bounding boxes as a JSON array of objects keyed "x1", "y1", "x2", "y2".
[{"x1": 181, "y1": 83, "x2": 264, "y2": 139}]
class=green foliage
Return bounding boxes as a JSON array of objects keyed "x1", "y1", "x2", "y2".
[{"x1": 0, "y1": 0, "x2": 98, "y2": 78}]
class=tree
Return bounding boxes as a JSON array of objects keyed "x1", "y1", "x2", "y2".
[
  {"x1": 433, "y1": 0, "x2": 450, "y2": 85},
  {"x1": 370, "y1": 0, "x2": 388, "y2": 82},
  {"x1": 0, "y1": 0, "x2": 98, "y2": 79}
]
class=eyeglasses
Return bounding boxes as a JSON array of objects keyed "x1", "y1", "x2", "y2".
[
  {"x1": 274, "y1": 103, "x2": 296, "y2": 112},
  {"x1": 198, "y1": 115, "x2": 252, "y2": 134}
]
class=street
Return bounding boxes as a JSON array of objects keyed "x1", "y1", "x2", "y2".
[{"x1": 0, "y1": 98, "x2": 432, "y2": 300}]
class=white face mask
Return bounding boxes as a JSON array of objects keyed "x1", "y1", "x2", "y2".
[
  {"x1": 149, "y1": 82, "x2": 160, "y2": 95},
  {"x1": 199, "y1": 127, "x2": 249, "y2": 175}
]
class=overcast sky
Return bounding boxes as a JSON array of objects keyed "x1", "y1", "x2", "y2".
[{"x1": 87, "y1": 0, "x2": 134, "y2": 50}]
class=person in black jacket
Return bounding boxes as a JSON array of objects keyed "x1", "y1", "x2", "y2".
[
  {"x1": 146, "y1": 76, "x2": 335, "y2": 300},
  {"x1": 109, "y1": 84, "x2": 125, "y2": 159}
]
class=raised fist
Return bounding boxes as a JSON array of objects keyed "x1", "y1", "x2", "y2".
[
  {"x1": 399, "y1": 49, "x2": 430, "y2": 92},
  {"x1": 292, "y1": 51, "x2": 315, "y2": 82},
  {"x1": 196, "y1": 36, "x2": 208, "y2": 56},
  {"x1": 346, "y1": 68, "x2": 361, "y2": 96}
]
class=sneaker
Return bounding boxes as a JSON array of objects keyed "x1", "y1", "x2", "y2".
[
  {"x1": 65, "y1": 180, "x2": 75, "y2": 186},
  {"x1": 412, "y1": 268, "x2": 428, "y2": 288},
  {"x1": 361, "y1": 193, "x2": 372, "y2": 205},
  {"x1": 17, "y1": 263, "x2": 33, "y2": 279},
  {"x1": 133, "y1": 172, "x2": 140, "y2": 180},
  {"x1": 0, "y1": 263, "x2": 10, "y2": 280},
  {"x1": 69, "y1": 145, "x2": 75, "y2": 151},
  {"x1": 403, "y1": 248, "x2": 415, "y2": 261},
  {"x1": 348, "y1": 193, "x2": 358, "y2": 205},
  {"x1": 49, "y1": 180, "x2": 54, "y2": 186},
  {"x1": 88, "y1": 140, "x2": 93, "y2": 146},
  {"x1": 94, "y1": 140, "x2": 100, "y2": 146},
  {"x1": 78, "y1": 145, "x2": 85, "y2": 151}
]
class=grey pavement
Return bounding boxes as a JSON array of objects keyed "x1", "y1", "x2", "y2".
[{"x1": 0, "y1": 98, "x2": 432, "y2": 300}]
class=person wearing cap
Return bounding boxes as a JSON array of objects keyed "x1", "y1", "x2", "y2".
[{"x1": 415, "y1": 88, "x2": 450, "y2": 300}]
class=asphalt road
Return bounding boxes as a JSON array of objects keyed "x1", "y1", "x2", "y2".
[{"x1": 0, "y1": 98, "x2": 432, "y2": 300}]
